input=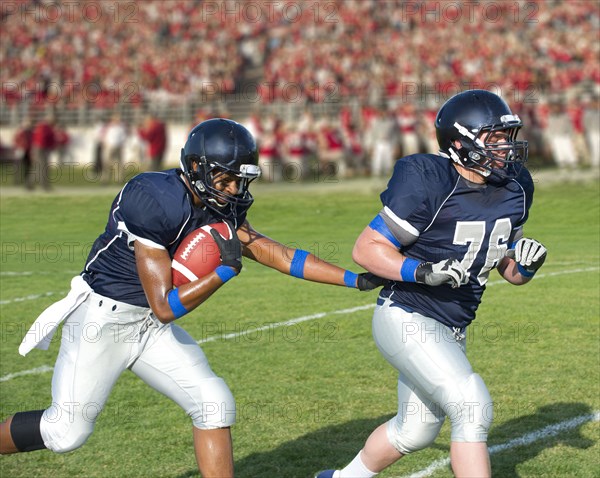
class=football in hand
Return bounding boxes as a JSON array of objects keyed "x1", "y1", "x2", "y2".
[{"x1": 171, "y1": 222, "x2": 231, "y2": 286}]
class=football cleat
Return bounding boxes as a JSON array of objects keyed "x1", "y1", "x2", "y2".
[{"x1": 314, "y1": 471, "x2": 336, "y2": 478}]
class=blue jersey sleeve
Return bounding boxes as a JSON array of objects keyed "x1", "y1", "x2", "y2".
[
  {"x1": 380, "y1": 155, "x2": 456, "y2": 236},
  {"x1": 116, "y1": 179, "x2": 187, "y2": 250}
]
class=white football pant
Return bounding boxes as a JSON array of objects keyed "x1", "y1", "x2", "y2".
[
  {"x1": 40, "y1": 291, "x2": 235, "y2": 453},
  {"x1": 372, "y1": 298, "x2": 493, "y2": 454}
]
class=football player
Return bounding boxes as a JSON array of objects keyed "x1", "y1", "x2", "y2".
[
  {"x1": 315, "y1": 90, "x2": 547, "y2": 478},
  {"x1": 0, "y1": 118, "x2": 384, "y2": 477}
]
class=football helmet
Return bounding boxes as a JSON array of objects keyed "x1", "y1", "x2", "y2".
[
  {"x1": 181, "y1": 118, "x2": 261, "y2": 219},
  {"x1": 435, "y1": 90, "x2": 528, "y2": 182}
]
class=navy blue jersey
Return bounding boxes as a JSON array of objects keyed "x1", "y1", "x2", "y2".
[
  {"x1": 82, "y1": 169, "x2": 246, "y2": 307},
  {"x1": 378, "y1": 154, "x2": 534, "y2": 329}
]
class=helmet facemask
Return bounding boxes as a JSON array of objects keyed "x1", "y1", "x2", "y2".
[
  {"x1": 448, "y1": 115, "x2": 528, "y2": 183},
  {"x1": 182, "y1": 152, "x2": 261, "y2": 219}
]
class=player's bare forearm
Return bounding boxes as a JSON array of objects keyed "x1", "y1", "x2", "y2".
[
  {"x1": 496, "y1": 257, "x2": 532, "y2": 285},
  {"x1": 134, "y1": 241, "x2": 226, "y2": 322},
  {"x1": 238, "y1": 220, "x2": 350, "y2": 286}
]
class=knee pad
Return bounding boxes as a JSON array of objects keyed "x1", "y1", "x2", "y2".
[
  {"x1": 447, "y1": 373, "x2": 493, "y2": 443},
  {"x1": 40, "y1": 404, "x2": 95, "y2": 453},
  {"x1": 386, "y1": 405, "x2": 445, "y2": 454},
  {"x1": 189, "y1": 377, "x2": 236, "y2": 430}
]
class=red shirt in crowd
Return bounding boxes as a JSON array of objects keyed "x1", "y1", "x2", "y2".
[
  {"x1": 139, "y1": 119, "x2": 167, "y2": 157},
  {"x1": 14, "y1": 127, "x2": 33, "y2": 151},
  {"x1": 32, "y1": 122, "x2": 55, "y2": 149}
]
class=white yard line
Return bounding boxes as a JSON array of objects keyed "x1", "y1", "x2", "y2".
[
  {"x1": 0, "y1": 271, "x2": 80, "y2": 276},
  {"x1": 1, "y1": 266, "x2": 598, "y2": 382},
  {"x1": 0, "y1": 291, "x2": 60, "y2": 305},
  {"x1": 197, "y1": 304, "x2": 374, "y2": 344},
  {"x1": 403, "y1": 411, "x2": 600, "y2": 478},
  {"x1": 0, "y1": 365, "x2": 54, "y2": 383}
]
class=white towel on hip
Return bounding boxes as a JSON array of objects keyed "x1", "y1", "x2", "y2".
[{"x1": 19, "y1": 275, "x2": 92, "y2": 356}]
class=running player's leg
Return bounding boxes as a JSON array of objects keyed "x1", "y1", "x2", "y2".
[
  {"x1": 1, "y1": 296, "x2": 139, "y2": 454},
  {"x1": 131, "y1": 322, "x2": 235, "y2": 478},
  {"x1": 373, "y1": 301, "x2": 492, "y2": 477}
]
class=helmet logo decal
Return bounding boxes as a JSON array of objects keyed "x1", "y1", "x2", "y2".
[
  {"x1": 454, "y1": 122, "x2": 485, "y2": 147},
  {"x1": 453, "y1": 122, "x2": 476, "y2": 140},
  {"x1": 500, "y1": 114, "x2": 521, "y2": 124},
  {"x1": 240, "y1": 164, "x2": 261, "y2": 179}
]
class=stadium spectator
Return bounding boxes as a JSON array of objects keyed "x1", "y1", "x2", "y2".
[
  {"x1": 281, "y1": 121, "x2": 309, "y2": 182},
  {"x1": 366, "y1": 108, "x2": 397, "y2": 177},
  {"x1": 52, "y1": 122, "x2": 71, "y2": 167},
  {"x1": 138, "y1": 114, "x2": 168, "y2": 171},
  {"x1": 316, "y1": 117, "x2": 347, "y2": 179},
  {"x1": 546, "y1": 101, "x2": 578, "y2": 169},
  {"x1": 418, "y1": 106, "x2": 440, "y2": 155},
  {"x1": 13, "y1": 118, "x2": 33, "y2": 186},
  {"x1": 583, "y1": 95, "x2": 600, "y2": 167},
  {"x1": 241, "y1": 111, "x2": 262, "y2": 144},
  {"x1": 29, "y1": 116, "x2": 56, "y2": 190},
  {"x1": 92, "y1": 116, "x2": 108, "y2": 175},
  {"x1": 567, "y1": 99, "x2": 589, "y2": 165},
  {"x1": 256, "y1": 113, "x2": 281, "y2": 182},
  {"x1": 342, "y1": 121, "x2": 367, "y2": 177},
  {"x1": 102, "y1": 115, "x2": 128, "y2": 183},
  {"x1": 395, "y1": 103, "x2": 419, "y2": 158}
]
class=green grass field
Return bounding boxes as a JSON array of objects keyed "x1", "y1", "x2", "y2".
[{"x1": 1, "y1": 175, "x2": 599, "y2": 478}]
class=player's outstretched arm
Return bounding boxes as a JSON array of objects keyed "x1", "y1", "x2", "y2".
[
  {"x1": 353, "y1": 225, "x2": 467, "y2": 288},
  {"x1": 134, "y1": 241, "x2": 233, "y2": 323},
  {"x1": 236, "y1": 221, "x2": 384, "y2": 291}
]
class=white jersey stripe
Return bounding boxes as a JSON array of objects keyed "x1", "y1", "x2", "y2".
[
  {"x1": 423, "y1": 175, "x2": 461, "y2": 233},
  {"x1": 383, "y1": 206, "x2": 420, "y2": 237}
]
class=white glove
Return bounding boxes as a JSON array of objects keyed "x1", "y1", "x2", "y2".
[
  {"x1": 415, "y1": 258, "x2": 468, "y2": 288},
  {"x1": 506, "y1": 238, "x2": 547, "y2": 275}
]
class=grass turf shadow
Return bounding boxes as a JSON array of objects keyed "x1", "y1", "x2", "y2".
[{"x1": 176, "y1": 401, "x2": 595, "y2": 477}]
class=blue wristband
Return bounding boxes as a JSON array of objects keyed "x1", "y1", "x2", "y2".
[
  {"x1": 517, "y1": 263, "x2": 536, "y2": 278},
  {"x1": 215, "y1": 265, "x2": 237, "y2": 283},
  {"x1": 167, "y1": 288, "x2": 189, "y2": 319},
  {"x1": 344, "y1": 270, "x2": 358, "y2": 288},
  {"x1": 400, "y1": 258, "x2": 421, "y2": 282},
  {"x1": 290, "y1": 249, "x2": 310, "y2": 279}
]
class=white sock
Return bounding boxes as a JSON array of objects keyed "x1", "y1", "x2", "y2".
[{"x1": 337, "y1": 450, "x2": 378, "y2": 478}]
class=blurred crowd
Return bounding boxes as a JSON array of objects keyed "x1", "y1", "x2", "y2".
[
  {"x1": 1, "y1": 0, "x2": 598, "y2": 107},
  {"x1": 1, "y1": 0, "x2": 599, "y2": 185},
  {"x1": 260, "y1": 0, "x2": 600, "y2": 103},
  {"x1": 5, "y1": 113, "x2": 167, "y2": 189},
  {"x1": 6, "y1": 93, "x2": 597, "y2": 191},
  {"x1": 236, "y1": 96, "x2": 600, "y2": 182}
]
